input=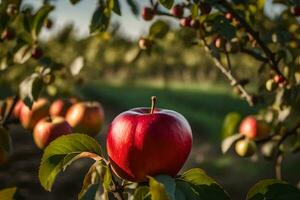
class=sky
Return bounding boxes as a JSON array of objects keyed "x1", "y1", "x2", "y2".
[{"x1": 23, "y1": 0, "x2": 285, "y2": 40}]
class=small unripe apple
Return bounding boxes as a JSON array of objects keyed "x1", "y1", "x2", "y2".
[
  {"x1": 170, "y1": 4, "x2": 184, "y2": 18},
  {"x1": 19, "y1": 98, "x2": 50, "y2": 130},
  {"x1": 273, "y1": 75, "x2": 285, "y2": 84},
  {"x1": 31, "y1": 47, "x2": 43, "y2": 59},
  {"x1": 1, "y1": 28, "x2": 15, "y2": 40},
  {"x1": 107, "y1": 97, "x2": 192, "y2": 182},
  {"x1": 138, "y1": 37, "x2": 152, "y2": 50},
  {"x1": 214, "y1": 37, "x2": 224, "y2": 49},
  {"x1": 180, "y1": 17, "x2": 192, "y2": 27},
  {"x1": 225, "y1": 12, "x2": 234, "y2": 21},
  {"x1": 265, "y1": 79, "x2": 277, "y2": 91},
  {"x1": 190, "y1": 19, "x2": 200, "y2": 29},
  {"x1": 33, "y1": 117, "x2": 72, "y2": 149},
  {"x1": 49, "y1": 98, "x2": 75, "y2": 117},
  {"x1": 239, "y1": 116, "x2": 270, "y2": 139},
  {"x1": 235, "y1": 139, "x2": 256, "y2": 157},
  {"x1": 261, "y1": 141, "x2": 277, "y2": 160},
  {"x1": 6, "y1": 4, "x2": 18, "y2": 16},
  {"x1": 200, "y1": 2, "x2": 212, "y2": 15},
  {"x1": 44, "y1": 18, "x2": 53, "y2": 29},
  {"x1": 65, "y1": 102, "x2": 104, "y2": 137},
  {"x1": 291, "y1": 6, "x2": 300, "y2": 16},
  {"x1": 142, "y1": 7, "x2": 154, "y2": 21}
]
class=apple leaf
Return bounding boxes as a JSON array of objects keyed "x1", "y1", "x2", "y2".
[
  {"x1": 69, "y1": 0, "x2": 81, "y2": 5},
  {"x1": 133, "y1": 186, "x2": 150, "y2": 200},
  {"x1": 221, "y1": 134, "x2": 243, "y2": 154},
  {"x1": 19, "y1": 73, "x2": 43, "y2": 108},
  {"x1": 39, "y1": 134, "x2": 102, "y2": 191},
  {"x1": 0, "y1": 187, "x2": 17, "y2": 200},
  {"x1": 149, "y1": 20, "x2": 170, "y2": 39},
  {"x1": 176, "y1": 168, "x2": 231, "y2": 200},
  {"x1": 31, "y1": 5, "x2": 54, "y2": 40},
  {"x1": 13, "y1": 44, "x2": 32, "y2": 64},
  {"x1": 108, "y1": 0, "x2": 121, "y2": 16},
  {"x1": 247, "y1": 179, "x2": 300, "y2": 200},
  {"x1": 158, "y1": 0, "x2": 174, "y2": 9},
  {"x1": 149, "y1": 175, "x2": 175, "y2": 200},
  {"x1": 222, "y1": 112, "x2": 241, "y2": 139},
  {"x1": 69, "y1": 56, "x2": 85, "y2": 76},
  {"x1": 79, "y1": 160, "x2": 111, "y2": 200},
  {"x1": 126, "y1": 0, "x2": 139, "y2": 16},
  {"x1": 90, "y1": 5, "x2": 111, "y2": 34}
]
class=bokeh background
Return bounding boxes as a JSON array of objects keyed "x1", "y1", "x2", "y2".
[{"x1": 0, "y1": 0, "x2": 299, "y2": 200}]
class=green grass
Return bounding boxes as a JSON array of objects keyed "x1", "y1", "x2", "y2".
[{"x1": 79, "y1": 81, "x2": 257, "y2": 141}]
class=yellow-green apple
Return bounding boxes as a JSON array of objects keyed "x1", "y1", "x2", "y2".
[
  {"x1": 106, "y1": 97, "x2": 193, "y2": 182},
  {"x1": 65, "y1": 102, "x2": 104, "y2": 137},
  {"x1": 19, "y1": 98, "x2": 50, "y2": 130},
  {"x1": 239, "y1": 116, "x2": 270, "y2": 139},
  {"x1": 235, "y1": 139, "x2": 256, "y2": 157},
  {"x1": 33, "y1": 116, "x2": 72, "y2": 149},
  {"x1": 49, "y1": 98, "x2": 75, "y2": 117}
]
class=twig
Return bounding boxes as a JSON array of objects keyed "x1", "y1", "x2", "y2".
[
  {"x1": 219, "y1": 1, "x2": 284, "y2": 77},
  {"x1": 2, "y1": 95, "x2": 19, "y2": 128},
  {"x1": 273, "y1": 124, "x2": 300, "y2": 180},
  {"x1": 240, "y1": 47, "x2": 269, "y2": 63},
  {"x1": 224, "y1": 47, "x2": 232, "y2": 71},
  {"x1": 108, "y1": 163, "x2": 125, "y2": 200},
  {"x1": 155, "y1": 10, "x2": 173, "y2": 17},
  {"x1": 198, "y1": 31, "x2": 255, "y2": 106}
]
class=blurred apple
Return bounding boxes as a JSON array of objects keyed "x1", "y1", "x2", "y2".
[
  {"x1": 65, "y1": 102, "x2": 104, "y2": 137},
  {"x1": 49, "y1": 98, "x2": 75, "y2": 117},
  {"x1": 235, "y1": 139, "x2": 256, "y2": 157},
  {"x1": 239, "y1": 116, "x2": 270, "y2": 139}
]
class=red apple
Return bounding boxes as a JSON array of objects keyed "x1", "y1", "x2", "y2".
[
  {"x1": 239, "y1": 116, "x2": 270, "y2": 139},
  {"x1": 19, "y1": 98, "x2": 50, "y2": 130},
  {"x1": 142, "y1": 7, "x2": 154, "y2": 21},
  {"x1": 33, "y1": 117, "x2": 72, "y2": 149},
  {"x1": 180, "y1": 17, "x2": 192, "y2": 27},
  {"x1": 170, "y1": 4, "x2": 184, "y2": 18},
  {"x1": 65, "y1": 102, "x2": 104, "y2": 137},
  {"x1": 49, "y1": 98, "x2": 75, "y2": 117},
  {"x1": 106, "y1": 97, "x2": 193, "y2": 182},
  {"x1": 291, "y1": 6, "x2": 300, "y2": 16},
  {"x1": 225, "y1": 12, "x2": 234, "y2": 21},
  {"x1": 214, "y1": 37, "x2": 224, "y2": 49},
  {"x1": 13, "y1": 100, "x2": 25, "y2": 119}
]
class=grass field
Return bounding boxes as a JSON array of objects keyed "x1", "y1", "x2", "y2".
[{"x1": 79, "y1": 80, "x2": 257, "y2": 142}]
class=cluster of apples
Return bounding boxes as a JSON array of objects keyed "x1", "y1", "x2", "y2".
[
  {"x1": 12, "y1": 98, "x2": 104, "y2": 149},
  {"x1": 235, "y1": 116, "x2": 270, "y2": 157}
]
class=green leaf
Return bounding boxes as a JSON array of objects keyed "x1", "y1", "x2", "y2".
[
  {"x1": 79, "y1": 161, "x2": 111, "y2": 200},
  {"x1": 69, "y1": 0, "x2": 81, "y2": 5},
  {"x1": 257, "y1": 0, "x2": 265, "y2": 9},
  {"x1": 133, "y1": 186, "x2": 150, "y2": 200},
  {"x1": 19, "y1": 74, "x2": 43, "y2": 108},
  {"x1": 149, "y1": 20, "x2": 170, "y2": 39},
  {"x1": 0, "y1": 187, "x2": 17, "y2": 200},
  {"x1": 39, "y1": 134, "x2": 102, "y2": 191},
  {"x1": 177, "y1": 168, "x2": 231, "y2": 200},
  {"x1": 126, "y1": 0, "x2": 139, "y2": 16},
  {"x1": 222, "y1": 112, "x2": 241, "y2": 139},
  {"x1": 247, "y1": 179, "x2": 300, "y2": 200},
  {"x1": 221, "y1": 134, "x2": 243, "y2": 154},
  {"x1": 191, "y1": 4, "x2": 199, "y2": 19},
  {"x1": 31, "y1": 5, "x2": 54, "y2": 40},
  {"x1": 158, "y1": 0, "x2": 174, "y2": 9},
  {"x1": 108, "y1": 0, "x2": 121, "y2": 16},
  {"x1": 211, "y1": 16, "x2": 236, "y2": 40},
  {"x1": 13, "y1": 44, "x2": 32, "y2": 64},
  {"x1": 90, "y1": 5, "x2": 111, "y2": 34},
  {"x1": 69, "y1": 56, "x2": 85, "y2": 76},
  {"x1": 149, "y1": 175, "x2": 175, "y2": 200}
]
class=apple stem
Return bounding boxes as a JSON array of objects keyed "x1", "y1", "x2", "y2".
[{"x1": 150, "y1": 96, "x2": 156, "y2": 114}]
